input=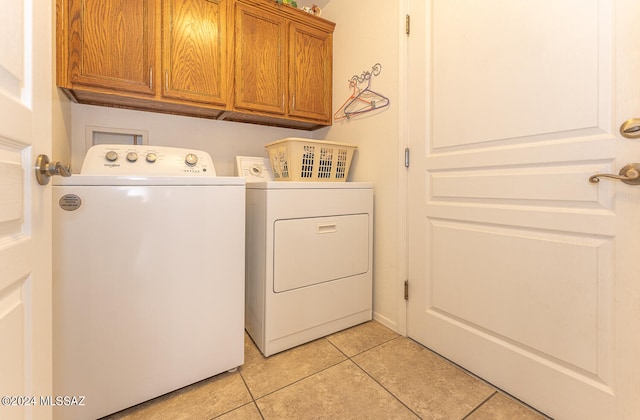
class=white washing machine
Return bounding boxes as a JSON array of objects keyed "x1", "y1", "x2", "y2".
[
  {"x1": 52, "y1": 145, "x2": 245, "y2": 420},
  {"x1": 245, "y1": 180, "x2": 373, "y2": 357}
]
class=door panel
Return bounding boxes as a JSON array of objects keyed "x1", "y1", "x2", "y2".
[
  {"x1": 67, "y1": 0, "x2": 155, "y2": 95},
  {"x1": 288, "y1": 22, "x2": 332, "y2": 122},
  {"x1": 431, "y1": 1, "x2": 600, "y2": 148},
  {"x1": 162, "y1": 0, "x2": 229, "y2": 105},
  {"x1": 408, "y1": 0, "x2": 640, "y2": 418},
  {"x1": 273, "y1": 214, "x2": 369, "y2": 292},
  {"x1": 0, "y1": 0, "x2": 52, "y2": 419},
  {"x1": 430, "y1": 220, "x2": 609, "y2": 373},
  {"x1": 233, "y1": 2, "x2": 287, "y2": 114}
]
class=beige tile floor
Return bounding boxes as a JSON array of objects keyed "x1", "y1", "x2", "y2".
[{"x1": 104, "y1": 321, "x2": 551, "y2": 420}]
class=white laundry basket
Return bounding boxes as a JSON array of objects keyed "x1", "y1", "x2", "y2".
[{"x1": 265, "y1": 138, "x2": 357, "y2": 182}]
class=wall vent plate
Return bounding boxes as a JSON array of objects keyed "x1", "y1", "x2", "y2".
[
  {"x1": 235, "y1": 156, "x2": 273, "y2": 182},
  {"x1": 85, "y1": 126, "x2": 149, "y2": 151}
]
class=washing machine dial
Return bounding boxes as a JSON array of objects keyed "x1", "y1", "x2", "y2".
[
  {"x1": 105, "y1": 151, "x2": 118, "y2": 162},
  {"x1": 146, "y1": 153, "x2": 157, "y2": 163},
  {"x1": 126, "y1": 152, "x2": 138, "y2": 162},
  {"x1": 185, "y1": 153, "x2": 198, "y2": 167}
]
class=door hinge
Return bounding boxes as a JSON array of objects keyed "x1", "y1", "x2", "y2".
[
  {"x1": 406, "y1": 15, "x2": 410, "y2": 35},
  {"x1": 404, "y1": 147, "x2": 410, "y2": 168},
  {"x1": 404, "y1": 280, "x2": 409, "y2": 300}
]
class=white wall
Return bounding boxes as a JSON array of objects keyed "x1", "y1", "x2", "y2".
[
  {"x1": 68, "y1": 104, "x2": 310, "y2": 175},
  {"x1": 320, "y1": 0, "x2": 406, "y2": 332}
]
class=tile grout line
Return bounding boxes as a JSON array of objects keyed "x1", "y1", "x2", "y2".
[
  {"x1": 244, "y1": 334, "x2": 409, "y2": 418},
  {"x1": 241, "y1": 338, "x2": 350, "y2": 401},
  {"x1": 236, "y1": 369, "x2": 266, "y2": 420},
  {"x1": 407, "y1": 337, "x2": 553, "y2": 419},
  {"x1": 329, "y1": 335, "x2": 423, "y2": 419},
  {"x1": 460, "y1": 391, "x2": 498, "y2": 420}
]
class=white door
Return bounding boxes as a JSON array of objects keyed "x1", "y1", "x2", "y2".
[
  {"x1": 0, "y1": 0, "x2": 53, "y2": 419},
  {"x1": 407, "y1": 1, "x2": 640, "y2": 419}
]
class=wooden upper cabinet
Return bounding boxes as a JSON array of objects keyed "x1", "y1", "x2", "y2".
[
  {"x1": 61, "y1": 0, "x2": 155, "y2": 95},
  {"x1": 232, "y1": 0, "x2": 334, "y2": 126},
  {"x1": 288, "y1": 21, "x2": 332, "y2": 123},
  {"x1": 56, "y1": 0, "x2": 334, "y2": 129},
  {"x1": 162, "y1": 0, "x2": 230, "y2": 106},
  {"x1": 233, "y1": 2, "x2": 287, "y2": 115}
]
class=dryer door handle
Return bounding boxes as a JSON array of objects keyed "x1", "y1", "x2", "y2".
[{"x1": 317, "y1": 223, "x2": 337, "y2": 234}]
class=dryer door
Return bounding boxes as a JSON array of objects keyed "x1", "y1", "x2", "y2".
[{"x1": 273, "y1": 214, "x2": 370, "y2": 293}]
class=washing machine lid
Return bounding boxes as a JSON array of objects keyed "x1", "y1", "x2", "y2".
[
  {"x1": 53, "y1": 175, "x2": 244, "y2": 187},
  {"x1": 245, "y1": 181, "x2": 373, "y2": 190}
]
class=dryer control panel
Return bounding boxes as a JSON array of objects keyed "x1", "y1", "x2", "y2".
[{"x1": 81, "y1": 145, "x2": 216, "y2": 176}]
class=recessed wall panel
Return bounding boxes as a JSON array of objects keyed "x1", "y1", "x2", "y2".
[
  {"x1": 432, "y1": 0, "x2": 600, "y2": 148},
  {"x1": 429, "y1": 220, "x2": 610, "y2": 374},
  {"x1": 0, "y1": 145, "x2": 25, "y2": 240},
  {"x1": 0, "y1": 0, "x2": 24, "y2": 100},
  {"x1": 0, "y1": 281, "x2": 26, "y2": 420},
  {"x1": 431, "y1": 164, "x2": 610, "y2": 206},
  {"x1": 0, "y1": 162, "x2": 23, "y2": 222}
]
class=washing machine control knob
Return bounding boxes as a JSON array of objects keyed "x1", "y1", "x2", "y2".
[
  {"x1": 126, "y1": 152, "x2": 138, "y2": 162},
  {"x1": 185, "y1": 153, "x2": 198, "y2": 167},
  {"x1": 146, "y1": 153, "x2": 157, "y2": 163},
  {"x1": 105, "y1": 151, "x2": 118, "y2": 162}
]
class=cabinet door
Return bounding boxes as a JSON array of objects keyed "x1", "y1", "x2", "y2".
[
  {"x1": 288, "y1": 22, "x2": 332, "y2": 123},
  {"x1": 162, "y1": 0, "x2": 229, "y2": 106},
  {"x1": 234, "y1": 2, "x2": 287, "y2": 115},
  {"x1": 67, "y1": 0, "x2": 155, "y2": 95}
]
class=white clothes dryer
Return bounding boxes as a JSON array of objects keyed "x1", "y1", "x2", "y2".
[
  {"x1": 53, "y1": 145, "x2": 245, "y2": 420},
  {"x1": 245, "y1": 181, "x2": 373, "y2": 356}
]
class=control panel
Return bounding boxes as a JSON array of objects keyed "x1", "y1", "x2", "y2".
[
  {"x1": 235, "y1": 156, "x2": 274, "y2": 182},
  {"x1": 80, "y1": 145, "x2": 216, "y2": 176}
]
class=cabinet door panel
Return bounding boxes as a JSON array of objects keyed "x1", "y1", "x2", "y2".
[
  {"x1": 68, "y1": 0, "x2": 155, "y2": 95},
  {"x1": 289, "y1": 22, "x2": 332, "y2": 123},
  {"x1": 162, "y1": 0, "x2": 229, "y2": 106},
  {"x1": 234, "y1": 3, "x2": 287, "y2": 115}
]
